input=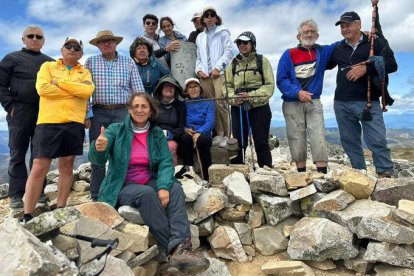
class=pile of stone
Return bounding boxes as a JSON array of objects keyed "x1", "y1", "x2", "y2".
[{"x1": 1, "y1": 146, "x2": 414, "y2": 275}]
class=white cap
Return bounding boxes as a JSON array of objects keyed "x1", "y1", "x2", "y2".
[
  {"x1": 63, "y1": 37, "x2": 83, "y2": 50},
  {"x1": 185, "y1": 77, "x2": 200, "y2": 87}
]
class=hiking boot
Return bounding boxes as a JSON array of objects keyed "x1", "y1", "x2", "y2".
[
  {"x1": 169, "y1": 239, "x2": 209, "y2": 274},
  {"x1": 175, "y1": 165, "x2": 189, "y2": 179},
  {"x1": 38, "y1": 193, "x2": 49, "y2": 204},
  {"x1": 9, "y1": 196, "x2": 23, "y2": 209},
  {"x1": 19, "y1": 213, "x2": 33, "y2": 224},
  {"x1": 219, "y1": 136, "x2": 229, "y2": 148},
  {"x1": 377, "y1": 170, "x2": 393, "y2": 178}
]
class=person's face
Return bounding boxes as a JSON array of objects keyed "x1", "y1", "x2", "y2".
[
  {"x1": 193, "y1": 17, "x2": 203, "y2": 30},
  {"x1": 135, "y1": 45, "x2": 149, "y2": 61},
  {"x1": 144, "y1": 19, "x2": 158, "y2": 35},
  {"x1": 186, "y1": 82, "x2": 201, "y2": 99},
  {"x1": 340, "y1": 21, "x2": 361, "y2": 40},
  {"x1": 161, "y1": 20, "x2": 174, "y2": 36},
  {"x1": 61, "y1": 42, "x2": 83, "y2": 63},
  {"x1": 161, "y1": 83, "x2": 176, "y2": 101},
  {"x1": 22, "y1": 28, "x2": 45, "y2": 52},
  {"x1": 237, "y1": 40, "x2": 253, "y2": 56},
  {"x1": 128, "y1": 96, "x2": 152, "y2": 127},
  {"x1": 97, "y1": 39, "x2": 117, "y2": 56},
  {"x1": 297, "y1": 24, "x2": 319, "y2": 48},
  {"x1": 203, "y1": 10, "x2": 217, "y2": 28}
]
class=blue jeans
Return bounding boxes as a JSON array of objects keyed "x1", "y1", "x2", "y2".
[
  {"x1": 334, "y1": 100, "x2": 393, "y2": 172},
  {"x1": 89, "y1": 106, "x2": 128, "y2": 199},
  {"x1": 118, "y1": 180, "x2": 190, "y2": 254}
]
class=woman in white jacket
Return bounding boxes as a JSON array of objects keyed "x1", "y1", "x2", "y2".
[{"x1": 195, "y1": 6, "x2": 233, "y2": 148}]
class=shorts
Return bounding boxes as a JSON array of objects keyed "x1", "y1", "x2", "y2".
[{"x1": 32, "y1": 122, "x2": 85, "y2": 159}]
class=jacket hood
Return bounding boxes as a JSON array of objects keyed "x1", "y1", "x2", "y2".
[{"x1": 153, "y1": 75, "x2": 184, "y2": 99}]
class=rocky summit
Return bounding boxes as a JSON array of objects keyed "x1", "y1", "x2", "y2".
[{"x1": 0, "y1": 142, "x2": 414, "y2": 275}]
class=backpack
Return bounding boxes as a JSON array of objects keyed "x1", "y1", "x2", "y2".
[{"x1": 231, "y1": 54, "x2": 265, "y2": 85}]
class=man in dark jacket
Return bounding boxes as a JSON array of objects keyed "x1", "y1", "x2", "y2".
[
  {"x1": 0, "y1": 25, "x2": 54, "y2": 208},
  {"x1": 187, "y1": 12, "x2": 204, "y2": 44},
  {"x1": 328, "y1": 11, "x2": 397, "y2": 177}
]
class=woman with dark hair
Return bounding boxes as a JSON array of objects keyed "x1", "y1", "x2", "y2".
[
  {"x1": 89, "y1": 92, "x2": 209, "y2": 274},
  {"x1": 175, "y1": 78, "x2": 214, "y2": 181},
  {"x1": 153, "y1": 75, "x2": 186, "y2": 165},
  {"x1": 158, "y1": 16, "x2": 187, "y2": 67},
  {"x1": 129, "y1": 37, "x2": 170, "y2": 95}
]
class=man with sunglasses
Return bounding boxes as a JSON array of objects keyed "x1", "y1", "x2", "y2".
[
  {"x1": 21, "y1": 38, "x2": 95, "y2": 222},
  {"x1": 86, "y1": 30, "x2": 144, "y2": 201},
  {"x1": 0, "y1": 25, "x2": 54, "y2": 209}
]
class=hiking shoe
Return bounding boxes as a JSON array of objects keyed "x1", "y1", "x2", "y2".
[
  {"x1": 169, "y1": 239, "x2": 209, "y2": 274},
  {"x1": 212, "y1": 136, "x2": 223, "y2": 146},
  {"x1": 9, "y1": 197, "x2": 23, "y2": 209},
  {"x1": 219, "y1": 136, "x2": 228, "y2": 148},
  {"x1": 19, "y1": 213, "x2": 33, "y2": 224},
  {"x1": 38, "y1": 193, "x2": 49, "y2": 204},
  {"x1": 377, "y1": 170, "x2": 393, "y2": 178},
  {"x1": 175, "y1": 165, "x2": 189, "y2": 179}
]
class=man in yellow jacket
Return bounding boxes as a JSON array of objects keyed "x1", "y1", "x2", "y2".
[{"x1": 21, "y1": 38, "x2": 95, "y2": 222}]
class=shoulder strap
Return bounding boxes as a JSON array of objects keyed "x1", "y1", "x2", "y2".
[{"x1": 256, "y1": 54, "x2": 264, "y2": 85}]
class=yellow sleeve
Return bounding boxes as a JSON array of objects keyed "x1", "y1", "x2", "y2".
[
  {"x1": 57, "y1": 68, "x2": 95, "y2": 100},
  {"x1": 224, "y1": 65, "x2": 237, "y2": 106},
  {"x1": 36, "y1": 62, "x2": 73, "y2": 99}
]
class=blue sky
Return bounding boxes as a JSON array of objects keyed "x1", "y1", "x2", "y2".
[{"x1": 1, "y1": 0, "x2": 413, "y2": 129}]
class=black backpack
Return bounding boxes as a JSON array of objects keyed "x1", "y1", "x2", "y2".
[{"x1": 231, "y1": 53, "x2": 265, "y2": 85}]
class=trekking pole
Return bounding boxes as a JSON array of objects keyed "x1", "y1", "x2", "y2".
[
  {"x1": 222, "y1": 63, "x2": 232, "y2": 138},
  {"x1": 244, "y1": 102, "x2": 256, "y2": 171},
  {"x1": 192, "y1": 127, "x2": 205, "y2": 180},
  {"x1": 239, "y1": 104, "x2": 245, "y2": 164},
  {"x1": 185, "y1": 95, "x2": 265, "y2": 103}
]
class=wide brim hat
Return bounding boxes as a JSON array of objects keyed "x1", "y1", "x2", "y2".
[{"x1": 89, "y1": 30, "x2": 123, "y2": 46}]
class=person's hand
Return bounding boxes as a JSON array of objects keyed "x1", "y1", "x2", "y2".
[
  {"x1": 158, "y1": 189, "x2": 170, "y2": 208},
  {"x1": 298, "y1": 90, "x2": 313, "y2": 103},
  {"x1": 236, "y1": 92, "x2": 249, "y2": 105},
  {"x1": 192, "y1": 132, "x2": 201, "y2": 147},
  {"x1": 210, "y1": 68, "x2": 220, "y2": 79},
  {"x1": 51, "y1": 79, "x2": 58, "y2": 86},
  {"x1": 346, "y1": 65, "x2": 367, "y2": 82},
  {"x1": 95, "y1": 126, "x2": 108, "y2": 152},
  {"x1": 166, "y1": 40, "x2": 181, "y2": 52},
  {"x1": 197, "y1": 71, "x2": 209, "y2": 79},
  {"x1": 84, "y1": 119, "x2": 91, "y2": 129},
  {"x1": 185, "y1": 128, "x2": 195, "y2": 136}
]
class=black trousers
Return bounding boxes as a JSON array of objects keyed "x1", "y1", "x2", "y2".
[
  {"x1": 180, "y1": 133, "x2": 212, "y2": 181},
  {"x1": 6, "y1": 103, "x2": 45, "y2": 198},
  {"x1": 231, "y1": 103, "x2": 272, "y2": 167}
]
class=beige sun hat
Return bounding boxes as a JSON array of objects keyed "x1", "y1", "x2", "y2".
[{"x1": 89, "y1": 30, "x2": 123, "y2": 46}]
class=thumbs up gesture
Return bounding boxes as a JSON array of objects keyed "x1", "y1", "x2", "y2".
[{"x1": 95, "y1": 126, "x2": 108, "y2": 152}]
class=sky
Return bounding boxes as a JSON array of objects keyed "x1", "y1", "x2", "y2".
[{"x1": 0, "y1": 0, "x2": 413, "y2": 129}]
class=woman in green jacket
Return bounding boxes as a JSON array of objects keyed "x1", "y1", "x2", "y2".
[{"x1": 89, "y1": 92, "x2": 209, "y2": 274}]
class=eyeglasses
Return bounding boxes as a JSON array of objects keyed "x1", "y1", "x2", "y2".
[
  {"x1": 98, "y1": 39, "x2": 116, "y2": 45},
  {"x1": 26, "y1": 34, "x2": 44, "y2": 40},
  {"x1": 236, "y1": 40, "x2": 250, "y2": 46},
  {"x1": 145, "y1": 21, "x2": 158, "y2": 26},
  {"x1": 63, "y1": 44, "x2": 82, "y2": 51},
  {"x1": 301, "y1": 30, "x2": 318, "y2": 35},
  {"x1": 204, "y1": 11, "x2": 216, "y2": 18}
]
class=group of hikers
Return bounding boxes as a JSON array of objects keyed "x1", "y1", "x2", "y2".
[{"x1": 0, "y1": 5, "x2": 397, "y2": 274}]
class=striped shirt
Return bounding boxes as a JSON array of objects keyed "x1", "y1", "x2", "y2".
[{"x1": 85, "y1": 53, "x2": 144, "y2": 105}]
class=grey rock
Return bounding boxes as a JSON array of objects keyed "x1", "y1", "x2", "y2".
[
  {"x1": 337, "y1": 168, "x2": 375, "y2": 199},
  {"x1": 223, "y1": 172, "x2": 253, "y2": 205},
  {"x1": 371, "y1": 178, "x2": 414, "y2": 206},
  {"x1": 364, "y1": 241, "x2": 414, "y2": 269},
  {"x1": 190, "y1": 224, "x2": 200, "y2": 249},
  {"x1": 0, "y1": 219, "x2": 62, "y2": 275},
  {"x1": 300, "y1": 192, "x2": 328, "y2": 218},
  {"x1": 208, "y1": 164, "x2": 249, "y2": 189},
  {"x1": 261, "y1": 260, "x2": 315, "y2": 276},
  {"x1": 47, "y1": 169, "x2": 60, "y2": 183},
  {"x1": 312, "y1": 178, "x2": 340, "y2": 193},
  {"x1": 256, "y1": 194, "x2": 294, "y2": 226},
  {"x1": 344, "y1": 249, "x2": 373, "y2": 274},
  {"x1": 80, "y1": 254, "x2": 134, "y2": 276},
  {"x1": 313, "y1": 189, "x2": 355, "y2": 212},
  {"x1": 305, "y1": 260, "x2": 336, "y2": 271},
  {"x1": 284, "y1": 172, "x2": 310, "y2": 190},
  {"x1": 44, "y1": 183, "x2": 58, "y2": 194},
  {"x1": 48, "y1": 244, "x2": 79, "y2": 276},
  {"x1": 127, "y1": 245, "x2": 159, "y2": 268},
  {"x1": 197, "y1": 256, "x2": 232, "y2": 276},
  {"x1": 287, "y1": 217, "x2": 359, "y2": 261},
  {"x1": 233, "y1": 222, "x2": 252, "y2": 245},
  {"x1": 186, "y1": 203, "x2": 196, "y2": 223},
  {"x1": 116, "y1": 222, "x2": 149, "y2": 253},
  {"x1": 374, "y1": 263, "x2": 414, "y2": 276},
  {"x1": 180, "y1": 177, "x2": 205, "y2": 202},
  {"x1": 193, "y1": 188, "x2": 228, "y2": 223},
  {"x1": 249, "y1": 171, "x2": 288, "y2": 196},
  {"x1": 76, "y1": 202, "x2": 124, "y2": 228},
  {"x1": 218, "y1": 206, "x2": 247, "y2": 222},
  {"x1": 209, "y1": 225, "x2": 248, "y2": 262},
  {"x1": 247, "y1": 203, "x2": 265, "y2": 228},
  {"x1": 78, "y1": 171, "x2": 91, "y2": 181},
  {"x1": 329, "y1": 199, "x2": 414, "y2": 244},
  {"x1": 77, "y1": 162, "x2": 91, "y2": 172},
  {"x1": 198, "y1": 217, "x2": 215, "y2": 236},
  {"x1": 72, "y1": 180, "x2": 90, "y2": 192},
  {"x1": 396, "y1": 199, "x2": 414, "y2": 224},
  {"x1": 23, "y1": 207, "x2": 81, "y2": 237},
  {"x1": 0, "y1": 183, "x2": 9, "y2": 198},
  {"x1": 118, "y1": 205, "x2": 145, "y2": 225},
  {"x1": 253, "y1": 225, "x2": 288, "y2": 256},
  {"x1": 289, "y1": 184, "x2": 317, "y2": 201}
]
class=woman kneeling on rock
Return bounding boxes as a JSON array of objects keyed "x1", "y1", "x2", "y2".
[{"x1": 88, "y1": 92, "x2": 209, "y2": 274}]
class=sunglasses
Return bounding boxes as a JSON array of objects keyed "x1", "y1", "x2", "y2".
[
  {"x1": 63, "y1": 44, "x2": 82, "y2": 51},
  {"x1": 236, "y1": 40, "x2": 250, "y2": 46},
  {"x1": 145, "y1": 21, "x2": 158, "y2": 26},
  {"x1": 204, "y1": 11, "x2": 217, "y2": 18},
  {"x1": 26, "y1": 34, "x2": 44, "y2": 40}
]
